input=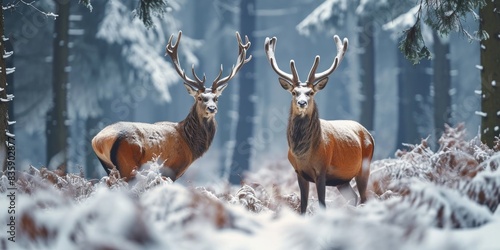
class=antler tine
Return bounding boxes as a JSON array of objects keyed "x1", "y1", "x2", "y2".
[
  {"x1": 213, "y1": 64, "x2": 224, "y2": 84},
  {"x1": 290, "y1": 60, "x2": 300, "y2": 85},
  {"x1": 306, "y1": 56, "x2": 321, "y2": 86},
  {"x1": 191, "y1": 64, "x2": 206, "y2": 85},
  {"x1": 309, "y1": 35, "x2": 349, "y2": 84},
  {"x1": 212, "y1": 31, "x2": 252, "y2": 91},
  {"x1": 165, "y1": 30, "x2": 205, "y2": 90},
  {"x1": 264, "y1": 37, "x2": 296, "y2": 84}
]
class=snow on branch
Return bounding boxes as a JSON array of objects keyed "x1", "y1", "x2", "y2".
[
  {"x1": 297, "y1": 0, "x2": 348, "y2": 36},
  {"x1": 6, "y1": 67, "x2": 15, "y2": 75},
  {"x1": 3, "y1": 51, "x2": 13, "y2": 59},
  {"x1": 19, "y1": 0, "x2": 58, "y2": 18},
  {"x1": 385, "y1": 0, "x2": 487, "y2": 64},
  {"x1": 96, "y1": 0, "x2": 195, "y2": 103},
  {"x1": 134, "y1": 0, "x2": 180, "y2": 28},
  {"x1": 0, "y1": 94, "x2": 14, "y2": 102}
]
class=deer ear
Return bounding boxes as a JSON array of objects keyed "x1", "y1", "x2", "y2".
[
  {"x1": 313, "y1": 77, "x2": 329, "y2": 91},
  {"x1": 184, "y1": 82, "x2": 198, "y2": 97},
  {"x1": 278, "y1": 78, "x2": 294, "y2": 92}
]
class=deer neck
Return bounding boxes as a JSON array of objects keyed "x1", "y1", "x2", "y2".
[
  {"x1": 287, "y1": 101, "x2": 321, "y2": 157},
  {"x1": 179, "y1": 105, "x2": 216, "y2": 160}
]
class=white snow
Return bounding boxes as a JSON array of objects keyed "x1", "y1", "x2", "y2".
[
  {"x1": 492, "y1": 80, "x2": 497, "y2": 87},
  {"x1": 6, "y1": 67, "x2": 15, "y2": 74},
  {"x1": 3, "y1": 50, "x2": 13, "y2": 58},
  {"x1": 383, "y1": 5, "x2": 420, "y2": 40},
  {"x1": 69, "y1": 15, "x2": 83, "y2": 21},
  {"x1": 0, "y1": 94, "x2": 14, "y2": 102},
  {"x1": 475, "y1": 111, "x2": 487, "y2": 117},
  {"x1": 497, "y1": 111, "x2": 500, "y2": 116},
  {"x1": 7, "y1": 120, "x2": 15, "y2": 125},
  {"x1": 3, "y1": 125, "x2": 500, "y2": 249},
  {"x1": 95, "y1": 0, "x2": 193, "y2": 103},
  {"x1": 68, "y1": 29, "x2": 85, "y2": 36},
  {"x1": 495, "y1": 126, "x2": 499, "y2": 132},
  {"x1": 5, "y1": 131, "x2": 14, "y2": 137},
  {"x1": 475, "y1": 65, "x2": 483, "y2": 70},
  {"x1": 474, "y1": 90, "x2": 482, "y2": 95},
  {"x1": 481, "y1": 44, "x2": 486, "y2": 50},
  {"x1": 296, "y1": 0, "x2": 348, "y2": 36}
]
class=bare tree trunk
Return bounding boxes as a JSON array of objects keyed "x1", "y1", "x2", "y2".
[
  {"x1": 46, "y1": 0, "x2": 70, "y2": 172},
  {"x1": 479, "y1": 1, "x2": 500, "y2": 147},
  {"x1": 358, "y1": 17, "x2": 375, "y2": 131},
  {"x1": 214, "y1": 0, "x2": 236, "y2": 176},
  {"x1": 396, "y1": 52, "x2": 431, "y2": 147},
  {"x1": 0, "y1": 2, "x2": 10, "y2": 171},
  {"x1": 432, "y1": 31, "x2": 451, "y2": 145},
  {"x1": 229, "y1": 0, "x2": 255, "y2": 184}
]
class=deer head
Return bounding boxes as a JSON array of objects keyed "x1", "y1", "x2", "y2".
[
  {"x1": 166, "y1": 31, "x2": 252, "y2": 119},
  {"x1": 264, "y1": 35, "x2": 348, "y2": 116}
]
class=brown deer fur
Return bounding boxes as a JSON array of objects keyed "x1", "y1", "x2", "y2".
[
  {"x1": 92, "y1": 31, "x2": 251, "y2": 181},
  {"x1": 92, "y1": 105, "x2": 216, "y2": 181},
  {"x1": 265, "y1": 35, "x2": 374, "y2": 213}
]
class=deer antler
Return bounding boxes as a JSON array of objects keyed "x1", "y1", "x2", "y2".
[
  {"x1": 306, "y1": 35, "x2": 348, "y2": 86},
  {"x1": 264, "y1": 37, "x2": 301, "y2": 86},
  {"x1": 166, "y1": 31, "x2": 206, "y2": 91},
  {"x1": 211, "y1": 32, "x2": 252, "y2": 92}
]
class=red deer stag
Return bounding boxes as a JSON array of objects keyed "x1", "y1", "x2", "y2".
[
  {"x1": 92, "y1": 31, "x2": 251, "y2": 181},
  {"x1": 264, "y1": 35, "x2": 374, "y2": 214}
]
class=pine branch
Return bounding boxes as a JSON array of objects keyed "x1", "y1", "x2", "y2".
[
  {"x1": 399, "y1": 0, "x2": 487, "y2": 64},
  {"x1": 398, "y1": 6, "x2": 431, "y2": 65},
  {"x1": 78, "y1": 0, "x2": 93, "y2": 11},
  {"x1": 135, "y1": 0, "x2": 173, "y2": 28}
]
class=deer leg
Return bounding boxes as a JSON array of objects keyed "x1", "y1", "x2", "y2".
[
  {"x1": 297, "y1": 173, "x2": 310, "y2": 214},
  {"x1": 355, "y1": 158, "x2": 371, "y2": 204},
  {"x1": 316, "y1": 170, "x2": 326, "y2": 209},
  {"x1": 337, "y1": 183, "x2": 358, "y2": 206}
]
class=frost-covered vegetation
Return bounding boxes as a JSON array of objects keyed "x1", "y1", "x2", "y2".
[{"x1": 1, "y1": 125, "x2": 500, "y2": 249}]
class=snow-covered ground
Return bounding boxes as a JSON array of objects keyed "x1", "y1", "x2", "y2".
[{"x1": 1, "y1": 125, "x2": 499, "y2": 249}]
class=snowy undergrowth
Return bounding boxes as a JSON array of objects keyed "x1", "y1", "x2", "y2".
[{"x1": 1, "y1": 124, "x2": 500, "y2": 249}]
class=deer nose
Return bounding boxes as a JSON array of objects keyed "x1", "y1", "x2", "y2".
[
  {"x1": 297, "y1": 100, "x2": 307, "y2": 107},
  {"x1": 207, "y1": 105, "x2": 217, "y2": 113}
]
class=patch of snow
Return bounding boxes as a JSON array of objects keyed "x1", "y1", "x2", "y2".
[
  {"x1": 296, "y1": 0, "x2": 348, "y2": 36},
  {"x1": 6, "y1": 67, "x2": 15, "y2": 74},
  {"x1": 474, "y1": 90, "x2": 482, "y2": 95},
  {"x1": 492, "y1": 80, "x2": 496, "y2": 87},
  {"x1": 475, "y1": 111, "x2": 487, "y2": 117},
  {"x1": 3, "y1": 50, "x2": 13, "y2": 58},
  {"x1": 475, "y1": 65, "x2": 483, "y2": 70}
]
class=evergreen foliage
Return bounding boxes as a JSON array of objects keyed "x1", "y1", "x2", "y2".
[
  {"x1": 135, "y1": 0, "x2": 174, "y2": 28},
  {"x1": 400, "y1": 0, "x2": 486, "y2": 63}
]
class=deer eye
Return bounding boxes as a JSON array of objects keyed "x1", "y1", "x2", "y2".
[
  {"x1": 197, "y1": 97, "x2": 202, "y2": 101},
  {"x1": 292, "y1": 91, "x2": 296, "y2": 96},
  {"x1": 214, "y1": 97, "x2": 218, "y2": 102},
  {"x1": 307, "y1": 91, "x2": 313, "y2": 96}
]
